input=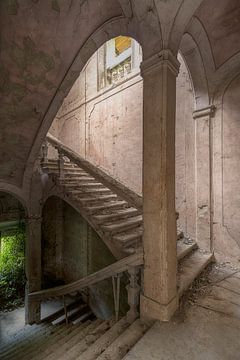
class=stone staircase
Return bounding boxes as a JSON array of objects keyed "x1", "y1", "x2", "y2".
[
  {"x1": 43, "y1": 130, "x2": 214, "y2": 292},
  {"x1": 42, "y1": 157, "x2": 213, "y2": 295},
  {"x1": 0, "y1": 315, "x2": 151, "y2": 360}
]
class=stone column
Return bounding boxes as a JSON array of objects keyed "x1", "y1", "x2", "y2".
[
  {"x1": 140, "y1": 50, "x2": 180, "y2": 321},
  {"x1": 193, "y1": 105, "x2": 215, "y2": 251},
  {"x1": 25, "y1": 216, "x2": 42, "y2": 324}
]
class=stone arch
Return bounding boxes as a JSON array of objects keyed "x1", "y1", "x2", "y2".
[
  {"x1": 169, "y1": 0, "x2": 205, "y2": 55},
  {"x1": 0, "y1": 182, "x2": 28, "y2": 215},
  {"x1": 180, "y1": 30, "x2": 210, "y2": 109},
  {"x1": 23, "y1": 13, "x2": 162, "y2": 190}
]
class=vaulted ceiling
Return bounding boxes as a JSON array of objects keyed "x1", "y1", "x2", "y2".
[{"x1": 1, "y1": 0, "x2": 240, "y2": 197}]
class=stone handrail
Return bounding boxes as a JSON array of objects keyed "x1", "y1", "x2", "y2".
[
  {"x1": 45, "y1": 133, "x2": 143, "y2": 210},
  {"x1": 28, "y1": 249, "x2": 143, "y2": 302}
]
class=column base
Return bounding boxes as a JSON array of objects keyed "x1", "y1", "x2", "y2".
[
  {"x1": 140, "y1": 294, "x2": 179, "y2": 322},
  {"x1": 25, "y1": 285, "x2": 41, "y2": 325},
  {"x1": 25, "y1": 300, "x2": 41, "y2": 325}
]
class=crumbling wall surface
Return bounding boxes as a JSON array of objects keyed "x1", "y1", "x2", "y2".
[
  {"x1": 212, "y1": 75, "x2": 240, "y2": 261},
  {"x1": 176, "y1": 56, "x2": 196, "y2": 240}
]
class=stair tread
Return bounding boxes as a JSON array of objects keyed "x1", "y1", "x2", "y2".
[
  {"x1": 97, "y1": 318, "x2": 151, "y2": 360},
  {"x1": 113, "y1": 227, "x2": 143, "y2": 243},
  {"x1": 52, "y1": 304, "x2": 87, "y2": 325},
  {"x1": 177, "y1": 239, "x2": 198, "y2": 260},
  {"x1": 93, "y1": 208, "x2": 139, "y2": 223},
  {"x1": 77, "y1": 194, "x2": 117, "y2": 202},
  {"x1": 71, "y1": 188, "x2": 111, "y2": 194},
  {"x1": 56, "y1": 320, "x2": 113, "y2": 360},
  {"x1": 86, "y1": 200, "x2": 127, "y2": 213},
  {"x1": 76, "y1": 317, "x2": 127, "y2": 360},
  {"x1": 39, "y1": 319, "x2": 102, "y2": 360},
  {"x1": 101, "y1": 215, "x2": 143, "y2": 233},
  {"x1": 178, "y1": 250, "x2": 214, "y2": 297}
]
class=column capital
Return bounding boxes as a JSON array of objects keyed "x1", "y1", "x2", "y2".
[
  {"x1": 141, "y1": 49, "x2": 180, "y2": 77},
  {"x1": 193, "y1": 105, "x2": 216, "y2": 119}
]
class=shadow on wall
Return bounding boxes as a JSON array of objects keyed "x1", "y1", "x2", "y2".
[{"x1": 42, "y1": 196, "x2": 128, "y2": 319}]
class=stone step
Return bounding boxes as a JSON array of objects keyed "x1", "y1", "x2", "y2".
[
  {"x1": 47, "y1": 166, "x2": 86, "y2": 172},
  {"x1": 93, "y1": 208, "x2": 139, "y2": 224},
  {"x1": 101, "y1": 216, "x2": 143, "y2": 234},
  {"x1": 56, "y1": 320, "x2": 114, "y2": 360},
  {"x1": 86, "y1": 200, "x2": 128, "y2": 214},
  {"x1": 72, "y1": 311, "x2": 93, "y2": 325},
  {"x1": 77, "y1": 194, "x2": 118, "y2": 203},
  {"x1": 41, "y1": 298, "x2": 82, "y2": 324},
  {"x1": 43, "y1": 161, "x2": 77, "y2": 168},
  {"x1": 112, "y1": 227, "x2": 143, "y2": 244},
  {"x1": 74, "y1": 317, "x2": 128, "y2": 360},
  {"x1": 71, "y1": 188, "x2": 112, "y2": 195},
  {"x1": 52, "y1": 304, "x2": 87, "y2": 325},
  {"x1": 124, "y1": 237, "x2": 198, "y2": 260},
  {"x1": 0, "y1": 324, "x2": 59, "y2": 358},
  {"x1": 36, "y1": 320, "x2": 103, "y2": 360},
  {"x1": 61, "y1": 182, "x2": 104, "y2": 189},
  {"x1": 5, "y1": 324, "x2": 78, "y2": 360},
  {"x1": 59, "y1": 176, "x2": 95, "y2": 182},
  {"x1": 96, "y1": 319, "x2": 151, "y2": 360},
  {"x1": 177, "y1": 239, "x2": 198, "y2": 261},
  {"x1": 178, "y1": 250, "x2": 214, "y2": 297},
  {"x1": 22, "y1": 324, "x2": 89, "y2": 360}
]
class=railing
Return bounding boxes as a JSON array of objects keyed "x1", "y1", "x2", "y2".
[
  {"x1": 41, "y1": 133, "x2": 142, "y2": 211},
  {"x1": 29, "y1": 249, "x2": 143, "y2": 322}
]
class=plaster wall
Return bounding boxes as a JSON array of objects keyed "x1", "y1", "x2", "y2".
[
  {"x1": 212, "y1": 76, "x2": 240, "y2": 261},
  {"x1": 51, "y1": 46, "x2": 143, "y2": 195},
  {"x1": 50, "y1": 47, "x2": 195, "y2": 214},
  {"x1": 176, "y1": 56, "x2": 196, "y2": 240}
]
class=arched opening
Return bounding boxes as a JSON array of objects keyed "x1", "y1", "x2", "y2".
[
  {"x1": 49, "y1": 36, "x2": 143, "y2": 195},
  {"x1": 0, "y1": 192, "x2": 26, "y2": 310},
  {"x1": 0, "y1": 191, "x2": 26, "y2": 341}
]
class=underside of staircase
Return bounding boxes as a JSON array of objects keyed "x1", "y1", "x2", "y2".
[
  {"x1": 1, "y1": 138, "x2": 215, "y2": 360},
  {"x1": 42, "y1": 156, "x2": 214, "y2": 300}
]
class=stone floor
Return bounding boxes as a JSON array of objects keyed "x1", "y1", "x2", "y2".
[
  {"x1": 124, "y1": 263, "x2": 240, "y2": 360},
  {"x1": 0, "y1": 299, "x2": 64, "y2": 344}
]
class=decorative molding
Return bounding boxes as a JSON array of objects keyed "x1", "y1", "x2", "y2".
[
  {"x1": 140, "y1": 50, "x2": 180, "y2": 77},
  {"x1": 193, "y1": 105, "x2": 216, "y2": 119}
]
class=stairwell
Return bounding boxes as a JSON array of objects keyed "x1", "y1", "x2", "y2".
[
  {"x1": 6, "y1": 134, "x2": 214, "y2": 359},
  {"x1": 42, "y1": 134, "x2": 214, "y2": 295}
]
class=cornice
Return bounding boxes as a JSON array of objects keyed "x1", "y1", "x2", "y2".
[{"x1": 140, "y1": 50, "x2": 180, "y2": 77}]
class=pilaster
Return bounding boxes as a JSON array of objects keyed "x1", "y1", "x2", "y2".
[
  {"x1": 140, "y1": 50, "x2": 180, "y2": 321},
  {"x1": 25, "y1": 215, "x2": 42, "y2": 324},
  {"x1": 193, "y1": 105, "x2": 215, "y2": 251}
]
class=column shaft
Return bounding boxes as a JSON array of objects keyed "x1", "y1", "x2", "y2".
[
  {"x1": 25, "y1": 217, "x2": 42, "y2": 324},
  {"x1": 140, "y1": 50, "x2": 179, "y2": 321}
]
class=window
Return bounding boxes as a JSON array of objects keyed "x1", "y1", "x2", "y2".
[{"x1": 97, "y1": 37, "x2": 142, "y2": 90}]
